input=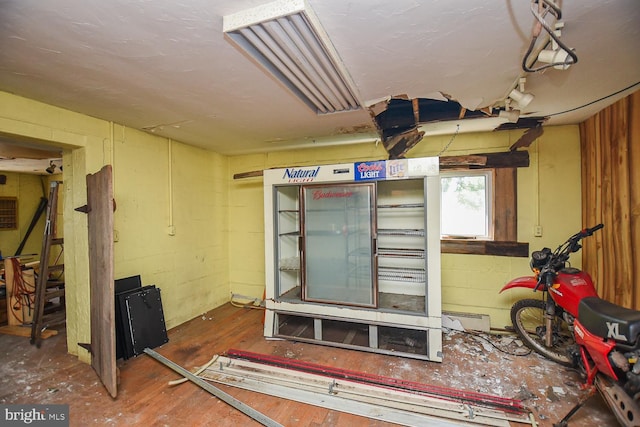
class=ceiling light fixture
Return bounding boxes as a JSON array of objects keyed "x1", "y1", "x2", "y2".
[
  {"x1": 498, "y1": 108, "x2": 521, "y2": 123},
  {"x1": 535, "y1": 21, "x2": 574, "y2": 71},
  {"x1": 223, "y1": 0, "x2": 361, "y2": 114},
  {"x1": 508, "y1": 89, "x2": 534, "y2": 109},
  {"x1": 522, "y1": 1, "x2": 578, "y2": 73},
  {"x1": 507, "y1": 77, "x2": 534, "y2": 110},
  {"x1": 45, "y1": 160, "x2": 56, "y2": 174},
  {"x1": 537, "y1": 47, "x2": 572, "y2": 70}
]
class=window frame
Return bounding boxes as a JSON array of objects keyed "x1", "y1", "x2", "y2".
[
  {"x1": 439, "y1": 151, "x2": 529, "y2": 257},
  {"x1": 440, "y1": 169, "x2": 494, "y2": 240},
  {"x1": 0, "y1": 197, "x2": 18, "y2": 230}
]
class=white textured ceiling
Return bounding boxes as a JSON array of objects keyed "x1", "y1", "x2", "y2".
[{"x1": 0, "y1": 0, "x2": 639, "y2": 163}]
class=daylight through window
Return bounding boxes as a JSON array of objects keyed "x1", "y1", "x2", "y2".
[{"x1": 440, "y1": 171, "x2": 493, "y2": 239}]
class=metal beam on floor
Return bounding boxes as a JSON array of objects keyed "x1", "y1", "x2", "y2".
[
  {"x1": 199, "y1": 354, "x2": 534, "y2": 427},
  {"x1": 143, "y1": 348, "x2": 283, "y2": 427}
]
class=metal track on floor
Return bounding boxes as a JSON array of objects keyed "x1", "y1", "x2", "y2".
[
  {"x1": 226, "y1": 349, "x2": 527, "y2": 414},
  {"x1": 198, "y1": 354, "x2": 535, "y2": 427},
  {"x1": 144, "y1": 349, "x2": 283, "y2": 427}
]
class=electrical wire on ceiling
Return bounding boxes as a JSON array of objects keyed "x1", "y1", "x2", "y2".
[
  {"x1": 522, "y1": 0, "x2": 578, "y2": 73},
  {"x1": 547, "y1": 81, "x2": 640, "y2": 117}
]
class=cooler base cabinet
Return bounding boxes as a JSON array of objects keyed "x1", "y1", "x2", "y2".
[{"x1": 266, "y1": 309, "x2": 442, "y2": 361}]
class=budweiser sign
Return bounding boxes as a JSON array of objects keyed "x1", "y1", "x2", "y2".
[{"x1": 312, "y1": 189, "x2": 353, "y2": 200}]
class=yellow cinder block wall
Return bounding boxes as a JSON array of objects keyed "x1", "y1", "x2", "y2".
[
  {"x1": 0, "y1": 172, "x2": 64, "y2": 262},
  {"x1": 1, "y1": 91, "x2": 229, "y2": 362},
  {"x1": 228, "y1": 126, "x2": 582, "y2": 328},
  {"x1": 111, "y1": 128, "x2": 230, "y2": 329},
  {"x1": 0, "y1": 173, "x2": 48, "y2": 258}
]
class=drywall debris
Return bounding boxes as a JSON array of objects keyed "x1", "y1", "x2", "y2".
[{"x1": 442, "y1": 315, "x2": 466, "y2": 331}]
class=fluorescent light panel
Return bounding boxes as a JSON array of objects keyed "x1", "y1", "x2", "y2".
[{"x1": 223, "y1": 0, "x2": 361, "y2": 114}]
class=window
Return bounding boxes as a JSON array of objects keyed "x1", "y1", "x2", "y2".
[
  {"x1": 0, "y1": 197, "x2": 18, "y2": 230},
  {"x1": 438, "y1": 151, "x2": 529, "y2": 257},
  {"x1": 440, "y1": 171, "x2": 493, "y2": 240}
]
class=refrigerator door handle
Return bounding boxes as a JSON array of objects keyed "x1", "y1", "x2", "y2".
[{"x1": 298, "y1": 235, "x2": 305, "y2": 278}]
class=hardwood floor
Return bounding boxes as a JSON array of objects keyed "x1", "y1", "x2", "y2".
[{"x1": 0, "y1": 303, "x2": 617, "y2": 426}]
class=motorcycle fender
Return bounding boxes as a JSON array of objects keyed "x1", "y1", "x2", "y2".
[
  {"x1": 574, "y1": 321, "x2": 618, "y2": 381},
  {"x1": 500, "y1": 276, "x2": 538, "y2": 293}
]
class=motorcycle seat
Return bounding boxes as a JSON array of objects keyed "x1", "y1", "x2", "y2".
[{"x1": 578, "y1": 296, "x2": 640, "y2": 344}]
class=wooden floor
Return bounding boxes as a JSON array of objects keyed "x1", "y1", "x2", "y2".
[{"x1": 0, "y1": 303, "x2": 617, "y2": 426}]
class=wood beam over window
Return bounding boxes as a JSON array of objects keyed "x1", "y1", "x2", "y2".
[{"x1": 441, "y1": 151, "x2": 529, "y2": 257}]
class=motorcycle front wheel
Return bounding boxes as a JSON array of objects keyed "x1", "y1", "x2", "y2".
[{"x1": 511, "y1": 299, "x2": 574, "y2": 366}]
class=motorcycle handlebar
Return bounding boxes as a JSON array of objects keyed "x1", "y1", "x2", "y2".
[
  {"x1": 537, "y1": 224, "x2": 604, "y2": 278},
  {"x1": 583, "y1": 223, "x2": 604, "y2": 236},
  {"x1": 569, "y1": 223, "x2": 604, "y2": 243}
]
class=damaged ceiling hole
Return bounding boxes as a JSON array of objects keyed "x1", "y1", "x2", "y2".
[{"x1": 369, "y1": 96, "x2": 547, "y2": 159}]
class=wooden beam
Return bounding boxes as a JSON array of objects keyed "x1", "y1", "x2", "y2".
[
  {"x1": 386, "y1": 129, "x2": 425, "y2": 159},
  {"x1": 232, "y1": 151, "x2": 529, "y2": 180},
  {"x1": 383, "y1": 128, "x2": 420, "y2": 153},
  {"x1": 509, "y1": 125, "x2": 544, "y2": 151},
  {"x1": 494, "y1": 168, "x2": 518, "y2": 241},
  {"x1": 412, "y1": 98, "x2": 420, "y2": 124},
  {"x1": 441, "y1": 240, "x2": 529, "y2": 257},
  {"x1": 233, "y1": 170, "x2": 265, "y2": 180},
  {"x1": 0, "y1": 142, "x2": 60, "y2": 159},
  {"x1": 475, "y1": 150, "x2": 529, "y2": 168},
  {"x1": 86, "y1": 165, "x2": 117, "y2": 398},
  {"x1": 439, "y1": 155, "x2": 486, "y2": 168}
]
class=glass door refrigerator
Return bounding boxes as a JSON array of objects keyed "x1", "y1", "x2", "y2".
[
  {"x1": 300, "y1": 183, "x2": 377, "y2": 307},
  {"x1": 263, "y1": 158, "x2": 442, "y2": 362}
]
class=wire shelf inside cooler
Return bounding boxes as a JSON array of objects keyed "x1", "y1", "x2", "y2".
[
  {"x1": 378, "y1": 247, "x2": 425, "y2": 259},
  {"x1": 377, "y1": 228, "x2": 425, "y2": 237},
  {"x1": 377, "y1": 203, "x2": 424, "y2": 209},
  {"x1": 378, "y1": 266, "x2": 426, "y2": 283}
]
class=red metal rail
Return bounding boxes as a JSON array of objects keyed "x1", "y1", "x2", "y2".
[{"x1": 226, "y1": 349, "x2": 527, "y2": 415}]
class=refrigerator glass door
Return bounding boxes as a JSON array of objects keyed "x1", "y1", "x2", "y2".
[{"x1": 301, "y1": 183, "x2": 376, "y2": 307}]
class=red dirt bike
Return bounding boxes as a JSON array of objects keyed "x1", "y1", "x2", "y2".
[{"x1": 501, "y1": 224, "x2": 640, "y2": 426}]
